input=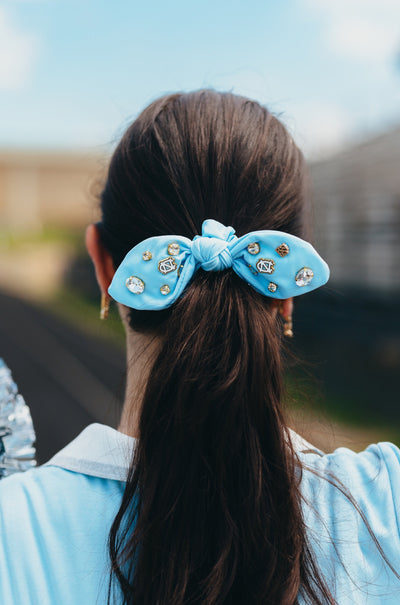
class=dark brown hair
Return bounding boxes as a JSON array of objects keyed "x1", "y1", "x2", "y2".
[{"x1": 99, "y1": 90, "x2": 333, "y2": 604}]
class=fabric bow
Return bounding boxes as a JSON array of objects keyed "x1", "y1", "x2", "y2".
[{"x1": 108, "y1": 219, "x2": 330, "y2": 310}]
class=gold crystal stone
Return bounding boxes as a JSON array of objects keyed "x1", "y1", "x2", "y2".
[
  {"x1": 276, "y1": 243, "x2": 290, "y2": 257},
  {"x1": 268, "y1": 282, "x2": 278, "y2": 293},
  {"x1": 247, "y1": 242, "x2": 260, "y2": 255},
  {"x1": 167, "y1": 242, "x2": 180, "y2": 255},
  {"x1": 160, "y1": 284, "x2": 171, "y2": 295},
  {"x1": 142, "y1": 250, "x2": 152, "y2": 261},
  {"x1": 126, "y1": 276, "x2": 145, "y2": 294}
]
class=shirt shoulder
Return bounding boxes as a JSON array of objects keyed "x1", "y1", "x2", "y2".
[
  {"x1": 298, "y1": 442, "x2": 400, "y2": 603},
  {"x1": 300, "y1": 441, "x2": 400, "y2": 524},
  {"x1": 0, "y1": 424, "x2": 131, "y2": 604},
  {"x1": 0, "y1": 463, "x2": 124, "y2": 537},
  {"x1": 0, "y1": 461, "x2": 122, "y2": 501},
  {"x1": 0, "y1": 465, "x2": 124, "y2": 604}
]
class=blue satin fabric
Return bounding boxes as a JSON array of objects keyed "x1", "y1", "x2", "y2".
[{"x1": 108, "y1": 219, "x2": 330, "y2": 310}]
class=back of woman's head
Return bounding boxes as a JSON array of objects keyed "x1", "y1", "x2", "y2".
[
  {"x1": 99, "y1": 90, "x2": 332, "y2": 605},
  {"x1": 100, "y1": 90, "x2": 307, "y2": 274}
]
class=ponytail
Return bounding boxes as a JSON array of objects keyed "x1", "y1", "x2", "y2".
[
  {"x1": 100, "y1": 89, "x2": 335, "y2": 604},
  {"x1": 108, "y1": 271, "x2": 332, "y2": 604}
]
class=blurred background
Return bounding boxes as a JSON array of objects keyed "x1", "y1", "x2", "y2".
[{"x1": 0, "y1": 0, "x2": 399, "y2": 462}]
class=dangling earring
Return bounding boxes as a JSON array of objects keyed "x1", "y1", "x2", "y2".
[
  {"x1": 278, "y1": 302, "x2": 294, "y2": 338},
  {"x1": 282, "y1": 313, "x2": 293, "y2": 338},
  {"x1": 100, "y1": 293, "x2": 110, "y2": 320}
]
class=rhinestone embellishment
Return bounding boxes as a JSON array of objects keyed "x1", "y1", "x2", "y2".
[
  {"x1": 247, "y1": 242, "x2": 260, "y2": 255},
  {"x1": 167, "y1": 242, "x2": 180, "y2": 255},
  {"x1": 276, "y1": 243, "x2": 290, "y2": 257},
  {"x1": 247, "y1": 264, "x2": 258, "y2": 276},
  {"x1": 268, "y1": 282, "x2": 278, "y2": 293},
  {"x1": 160, "y1": 284, "x2": 171, "y2": 295},
  {"x1": 142, "y1": 250, "x2": 152, "y2": 261},
  {"x1": 295, "y1": 267, "x2": 314, "y2": 287},
  {"x1": 158, "y1": 257, "x2": 178, "y2": 275},
  {"x1": 256, "y1": 258, "x2": 275, "y2": 274},
  {"x1": 126, "y1": 276, "x2": 145, "y2": 294}
]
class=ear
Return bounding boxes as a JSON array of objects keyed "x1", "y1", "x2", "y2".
[
  {"x1": 85, "y1": 224, "x2": 115, "y2": 294},
  {"x1": 273, "y1": 297, "x2": 293, "y2": 319},
  {"x1": 280, "y1": 297, "x2": 293, "y2": 319}
]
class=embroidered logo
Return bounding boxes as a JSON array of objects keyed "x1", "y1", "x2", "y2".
[
  {"x1": 256, "y1": 258, "x2": 275, "y2": 274},
  {"x1": 158, "y1": 257, "x2": 178, "y2": 275}
]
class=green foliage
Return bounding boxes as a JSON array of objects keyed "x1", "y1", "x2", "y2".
[
  {"x1": 285, "y1": 369, "x2": 400, "y2": 446},
  {"x1": 47, "y1": 287, "x2": 125, "y2": 348},
  {"x1": 0, "y1": 226, "x2": 83, "y2": 251}
]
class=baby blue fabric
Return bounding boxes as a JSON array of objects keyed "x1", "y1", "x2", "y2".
[
  {"x1": 0, "y1": 424, "x2": 400, "y2": 604},
  {"x1": 108, "y1": 219, "x2": 330, "y2": 310},
  {"x1": 0, "y1": 424, "x2": 130, "y2": 605},
  {"x1": 298, "y1": 444, "x2": 400, "y2": 603}
]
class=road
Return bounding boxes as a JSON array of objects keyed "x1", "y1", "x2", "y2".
[
  {"x1": 0, "y1": 291, "x2": 125, "y2": 464},
  {"x1": 1, "y1": 287, "x2": 399, "y2": 463}
]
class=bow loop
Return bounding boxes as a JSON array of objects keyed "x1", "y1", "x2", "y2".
[{"x1": 201, "y1": 218, "x2": 236, "y2": 242}]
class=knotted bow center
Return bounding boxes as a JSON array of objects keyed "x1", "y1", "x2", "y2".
[{"x1": 191, "y1": 236, "x2": 234, "y2": 271}]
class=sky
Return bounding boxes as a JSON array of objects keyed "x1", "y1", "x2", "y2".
[{"x1": 0, "y1": 0, "x2": 399, "y2": 158}]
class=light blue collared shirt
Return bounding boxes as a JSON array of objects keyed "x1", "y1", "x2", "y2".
[{"x1": 0, "y1": 424, "x2": 400, "y2": 604}]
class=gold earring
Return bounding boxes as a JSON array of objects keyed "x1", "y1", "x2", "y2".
[
  {"x1": 100, "y1": 293, "x2": 110, "y2": 320},
  {"x1": 282, "y1": 314, "x2": 293, "y2": 338},
  {"x1": 278, "y1": 302, "x2": 293, "y2": 338}
]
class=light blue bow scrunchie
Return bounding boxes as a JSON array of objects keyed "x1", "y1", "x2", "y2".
[{"x1": 108, "y1": 219, "x2": 330, "y2": 310}]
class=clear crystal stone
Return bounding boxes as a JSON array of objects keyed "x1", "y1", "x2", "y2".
[
  {"x1": 142, "y1": 250, "x2": 152, "y2": 261},
  {"x1": 126, "y1": 276, "x2": 145, "y2": 294},
  {"x1": 247, "y1": 242, "x2": 260, "y2": 255},
  {"x1": 268, "y1": 282, "x2": 278, "y2": 293},
  {"x1": 295, "y1": 267, "x2": 314, "y2": 287},
  {"x1": 167, "y1": 242, "x2": 180, "y2": 255},
  {"x1": 160, "y1": 284, "x2": 171, "y2": 295}
]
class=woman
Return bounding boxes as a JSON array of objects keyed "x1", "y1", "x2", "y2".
[{"x1": 1, "y1": 90, "x2": 400, "y2": 605}]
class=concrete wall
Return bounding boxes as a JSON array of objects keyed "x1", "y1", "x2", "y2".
[
  {"x1": 1, "y1": 127, "x2": 400, "y2": 294},
  {"x1": 0, "y1": 150, "x2": 107, "y2": 231},
  {"x1": 310, "y1": 127, "x2": 400, "y2": 293}
]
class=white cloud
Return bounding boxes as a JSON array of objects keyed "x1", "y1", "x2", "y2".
[
  {"x1": 205, "y1": 70, "x2": 353, "y2": 158},
  {"x1": 284, "y1": 103, "x2": 353, "y2": 159},
  {"x1": 327, "y1": 21, "x2": 399, "y2": 64},
  {"x1": 300, "y1": 0, "x2": 400, "y2": 66},
  {"x1": 0, "y1": 8, "x2": 39, "y2": 91}
]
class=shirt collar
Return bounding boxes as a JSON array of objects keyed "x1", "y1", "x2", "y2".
[
  {"x1": 44, "y1": 423, "x2": 137, "y2": 481},
  {"x1": 44, "y1": 423, "x2": 319, "y2": 482}
]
